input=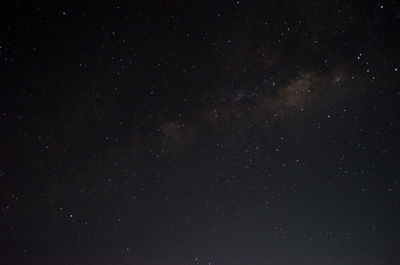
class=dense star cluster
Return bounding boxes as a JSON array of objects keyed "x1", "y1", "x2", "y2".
[{"x1": 1, "y1": 1, "x2": 399, "y2": 264}]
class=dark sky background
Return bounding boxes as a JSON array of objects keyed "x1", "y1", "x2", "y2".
[{"x1": 1, "y1": 1, "x2": 400, "y2": 264}]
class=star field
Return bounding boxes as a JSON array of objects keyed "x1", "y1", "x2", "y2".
[{"x1": 1, "y1": 1, "x2": 399, "y2": 265}]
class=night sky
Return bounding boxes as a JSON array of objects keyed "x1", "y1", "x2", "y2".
[{"x1": 1, "y1": 1, "x2": 400, "y2": 264}]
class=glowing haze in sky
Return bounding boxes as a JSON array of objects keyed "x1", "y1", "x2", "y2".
[{"x1": 1, "y1": 1, "x2": 399, "y2": 264}]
